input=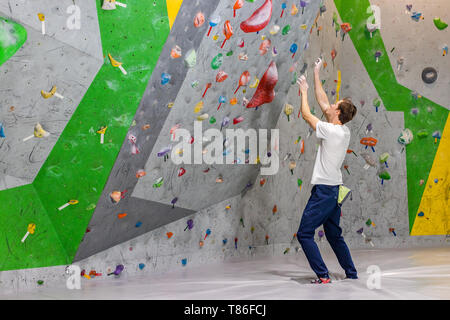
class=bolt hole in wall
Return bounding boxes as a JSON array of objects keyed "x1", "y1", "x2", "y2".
[{"x1": 0, "y1": 0, "x2": 449, "y2": 299}]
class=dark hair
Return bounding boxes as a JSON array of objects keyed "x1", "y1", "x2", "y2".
[{"x1": 338, "y1": 98, "x2": 357, "y2": 124}]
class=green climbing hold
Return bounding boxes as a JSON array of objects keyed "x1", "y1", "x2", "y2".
[
  {"x1": 433, "y1": 17, "x2": 448, "y2": 30},
  {"x1": 379, "y1": 171, "x2": 391, "y2": 180},
  {"x1": 37, "y1": 280, "x2": 44, "y2": 285},
  {"x1": 333, "y1": 12, "x2": 338, "y2": 25},
  {"x1": 291, "y1": 72, "x2": 297, "y2": 85},
  {"x1": 373, "y1": 98, "x2": 381, "y2": 107},
  {"x1": 379, "y1": 152, "x2": 389, "y2": 163},
  {"x1": 211, "y1": 53, "x2": 223, "y2": 70},
  {"x1": 86, "y1": 203, "x2": 97, "y2": 211},
  {"x1": 398, "y1": 128, "x2": 413, "y2": 145},
  {"x1": 0, "y1": 17, "x2": 27, "y2": 66},
  {"x1": 153, "y1": 177, "x2": 164, "y2": 188},
  {"x1": 366, "y1": 219, "x2": 372, "y2": 226},
  {"x1": 417, "y1": 129, "x2": 429, "y2": 138},
  {"x1": 209, "y1": 116, "x2": 216, "y2": 124},
  {"x1": 282, "y1": 25, "x2": 291, "y2": 35},
  {"x1": 226, "y1": 50, "x2": 233, "y2": 56}
]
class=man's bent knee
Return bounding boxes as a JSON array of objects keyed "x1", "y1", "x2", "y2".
[{"x1": 297, "y1": 230, "x2": 313, "y2": 244}]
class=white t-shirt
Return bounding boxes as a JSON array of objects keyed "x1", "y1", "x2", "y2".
[{"x1": 311, "y1": 121, "x2": 350, "y2": 186}]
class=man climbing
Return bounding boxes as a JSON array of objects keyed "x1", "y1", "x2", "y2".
[{"x1": 296, "y1": 57, "x2": 358, "y2": 284}]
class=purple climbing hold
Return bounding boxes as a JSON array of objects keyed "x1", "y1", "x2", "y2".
[
  {"x1": 171, "y1": 197, "x2": 178, "y2": 208},
  {"x1": 108, "y1": 264, "x2": 124, "y2": 276},
  {"x1": 221, "y1": 117, "x2": 230, "y2": 131},
  {"x1": 157, "y1": 146, "x2": 172, "y2": 157},
  {"x1": 184, "y1": 219, "x2": 194, "y2": 231}
]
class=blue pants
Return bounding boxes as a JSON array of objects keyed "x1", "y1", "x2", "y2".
[{"x1": 297, "y1": 184, "x2": 357, "y2": 279}]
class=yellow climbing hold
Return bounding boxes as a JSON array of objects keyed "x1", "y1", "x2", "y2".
[
  {"x1": 108, "y1": 53, "x2": 122, "y2": 67},
  {"x1": 194, "y1": 101, "x2": 204, "y2": 113},
  {"x1": 335, "y1": 70, "x2": 341, "y2": 103},
  {"x1": 250, "y1": 77, "x2": 259, "y2": 88}
]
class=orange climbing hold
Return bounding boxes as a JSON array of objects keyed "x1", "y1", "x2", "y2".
[
  {"x1": 194, "y1": 12, "x2": 205, "y2": 28},
  {"x1": 167, "y1": 232, "x2": 173, "y2": 239},
  {"x1": 341, "y1": 23, "x2": 352, "y2": 33},
  {"x1": 118, "y1": 213, "x2": 127, "y2": 219},
  {"x1": 233, "y1": 0, "x2": 244, "y2": 17}
]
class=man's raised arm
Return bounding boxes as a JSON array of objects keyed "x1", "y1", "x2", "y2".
[{"x1": 313, "y1": 58, "x2": 331, "y2": 121}]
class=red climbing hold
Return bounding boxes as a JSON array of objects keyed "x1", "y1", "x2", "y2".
[
  {"x1": 246, "y1": 61, "x2": 278, "y2": 109},
  {"x1": 240, "y1": 0, "x2": 273, "y2": 33},
  {"x1": 233, "y1": 116, "x2": 244, "y2": 125},
  {"x1": 202, "y1": 82, "x2": 212, "y2": 98},
  {"x1": 216, "y1": 70, "x2": 228, "y2": 83},
  {"x1": 234, "y1": 70, "x2": 250, "y2": 94}
]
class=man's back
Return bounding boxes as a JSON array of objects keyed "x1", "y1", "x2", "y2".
[{"x1": 311, "y1": 121, "x2": 350, "y2": 186}]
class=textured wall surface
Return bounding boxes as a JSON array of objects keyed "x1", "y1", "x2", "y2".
[
  {"x1": 72, "y1": 0, "x2": 448, "y2": 279},
  {"x1": 0, "y1": 0, "x2": 102, "y2": 190},
  {"x1": 74, "y1": 0, "x2": 322, "y2": 261},
  {"x1": 373, "y1": 0, "x2": 449, "y2": 109},
  {"x1": 132, "y1": 0, "x2": 321, "y2": 211},
  {"x1": 0, "y1": 0, "x2": 173, "y2": 271},
  {"x1": 0, "y1": 0, "x2": 103, "y2": 61}
]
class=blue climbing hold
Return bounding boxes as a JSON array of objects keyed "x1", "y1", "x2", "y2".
[{"x1": 138, "y1": 263, "x2": 145, "y2": 270}]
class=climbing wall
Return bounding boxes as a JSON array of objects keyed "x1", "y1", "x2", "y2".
[
  {"x1": 0, "y1": 0, "x2": 449, "y2": 288},
  {"x1": 74, "y1": 0, "x2": 322, "y2": 261},
  {"x1": 70, "y1": 0, "x2": 448, "y2": 279},
  {"x1": 0, "y1": 0, "x2": 173, "y2": 271}
]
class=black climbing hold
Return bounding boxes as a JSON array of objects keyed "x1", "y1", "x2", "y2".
[{"x1": 421, "y1": 67, "x2": 438, "y2": 84}]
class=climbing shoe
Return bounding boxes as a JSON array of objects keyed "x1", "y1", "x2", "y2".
[{"x1": 311, "y1": 277, "x2": 332, "y2": 284}]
